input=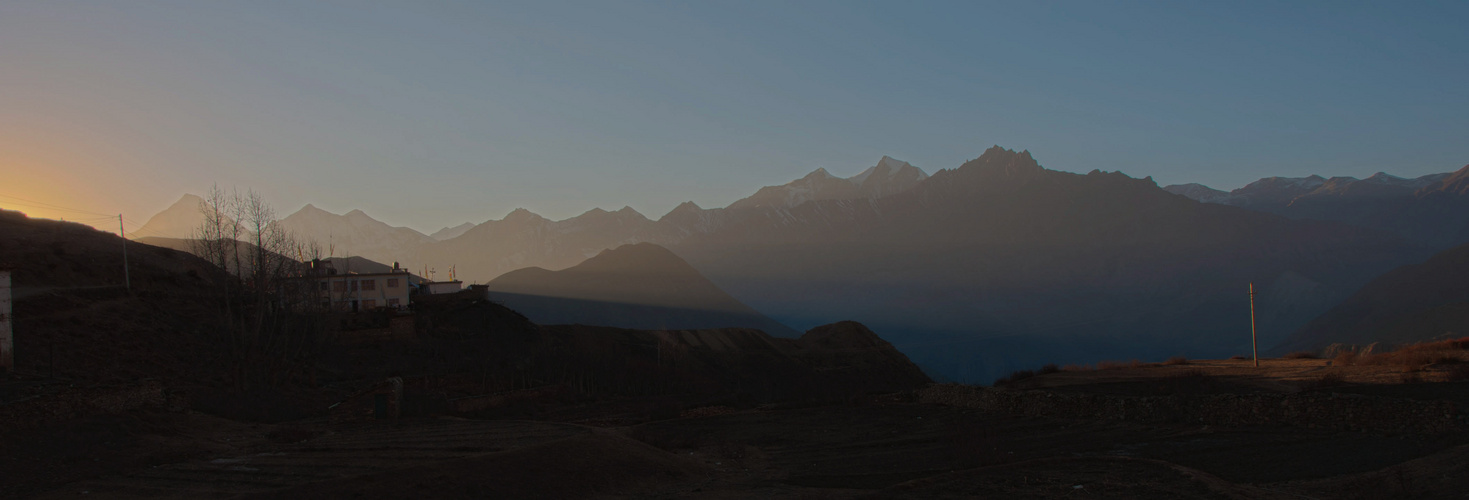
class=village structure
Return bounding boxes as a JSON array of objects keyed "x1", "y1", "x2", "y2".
[{"x1": 298, "y1": 259, "x2": 461, "y2": 313}]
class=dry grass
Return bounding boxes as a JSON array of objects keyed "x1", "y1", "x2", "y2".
[
  {"x1": 1229, "y1": 355, "x2": 1248, "y2": 360},
  {"x1": 1164, "y1": 356, "x2": 1189, "y2": 366},
  {"x1": 1283, "y1": 351, "x2": 1319, "y2": 359},
  {"x1": 1096, "y1": 359, "x2": 1145, "y2": 370},
  {"x1": 1331, "y1": 337, "x2": 1468, "y2": 371}
]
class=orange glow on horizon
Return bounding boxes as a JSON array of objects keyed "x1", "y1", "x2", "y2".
[{"x1": 1, "y1": 157, "x2": 123, "y2": 235}]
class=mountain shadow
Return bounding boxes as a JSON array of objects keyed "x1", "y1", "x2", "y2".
[
  {"x1": 485, "y1": 243, "x2": 798, "y2": 337},
  {"x1": 1274, "y1": 241, "x2": 1469, "y2": 353}
]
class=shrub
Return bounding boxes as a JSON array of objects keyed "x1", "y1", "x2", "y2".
[
  {"x1": 1229, "y1": 355, "x2": 1248, "y2": 360},
  {"x1": 1332, "y1": 351, "x2": 1359, "y2": 367},
  {"x1": 1061, "y1": 364, "x2": 1091, "y2": 371},
  {"x1": 1284, "y1": 351, "x2": 1318, "y2": 359},
  {"x1": 1096, "y1": 360, "x2": 1124, "y2": 370},
  {"x1": 1164, "y1": 356, "x2": 1188, "y2": 366},
  {"x1": 1038, "y1": 364, "x2": 1061, "y2": 374}
]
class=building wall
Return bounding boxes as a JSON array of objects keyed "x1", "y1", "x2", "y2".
[
  {"x1": 315, "y1": 273, "x2": 412, "y2": 311},
  {"x1": 1, "y1": 270, "x2": 11, "y2": 372},
  {"x1": 424, "y1": 281, "x2": 463, "y2": 295}
]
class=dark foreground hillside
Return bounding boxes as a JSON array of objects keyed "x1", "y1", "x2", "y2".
[
  {"x1": 15, "y1": 354, "x2": 1469, "y2": 499},
  {"x1": 7, "y1": 209, "x2": 1469, "y2": 499},
  {"x1": 0, "y1": 209, "x2": 932, "y2": 497}
]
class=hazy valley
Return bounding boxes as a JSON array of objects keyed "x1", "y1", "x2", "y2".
[
  {"x1": 131, "y1": 147, "x2": 1469, "y2": 382},
  {"x1": 8, "y1": 3, "x2": 1469, "y2": 497}
]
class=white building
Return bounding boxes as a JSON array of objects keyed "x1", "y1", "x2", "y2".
[{"x1": 298, "y1": 260, "x2": 413, "y2": 312}]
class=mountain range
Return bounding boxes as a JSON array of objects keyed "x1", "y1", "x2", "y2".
[
  {"x1": 1164, "y1": 166, "x2": 1469, "y2": 249},
  {"x1": 134, "y1": 149, "x2": 1468, "y2": 381}
]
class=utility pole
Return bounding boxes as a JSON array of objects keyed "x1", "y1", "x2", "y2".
[
  {"x1": 1249, "y1": 282, "x2": 1259, "y2": 368},
  {"x1": 120, "y1": 214, "x2": 131, "y2": 293}
]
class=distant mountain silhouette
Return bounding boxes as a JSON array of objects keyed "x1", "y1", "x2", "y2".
[
  {"x1": 671, "y1": 146, "x2": 1421, "y2": 381},
  {"x1": 276, "y1": 205, "x2": 434, "y2": 266},
  {"x1": 485, "y1": 243, "x2": 797, "y2": 336},
  {"x1": 429, "y1": 222, "x2": 475, "y2": 241},
  {"x1": 1275, "y1": 241, "x2": 1469, "y2": 353},
  {"x1": 418, "y1": 206, "x2": 677, "y2": 286},
  {"x1": 1165, "y1": 166, "x2": 1469, "y2": 250},
  {"x1": 135, "y1": 194, "x2": 213, "y2": 239},
  {"x1": 134, "y1": 151, "x2": 1460, "y2": 382},
  {"x1": 727, "y1": 156, "x2": 927, "y2": 210}
]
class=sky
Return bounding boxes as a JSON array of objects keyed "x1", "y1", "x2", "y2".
[{"x1": 2, "y1": 1, "x2": 1467, "y2": 235}]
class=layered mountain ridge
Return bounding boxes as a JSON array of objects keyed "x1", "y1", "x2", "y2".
[
  {"x1": 135, "y1": 148, "x2": 1464, "y2": 381},
  {"x1": 1164, "y1": 165, "x2": 1469, "y2": 249}
]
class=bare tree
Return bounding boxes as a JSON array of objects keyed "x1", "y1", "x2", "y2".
[{"x1": 192, "y1": 186, "x2": 327, "y2": 391}]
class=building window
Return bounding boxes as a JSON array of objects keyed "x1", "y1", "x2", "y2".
[
  {"x1": 361, "y1": 279, "x2": 376, "y2": 291},
  {"x1": 350, "y1": 280, "x2": 359, "y2": 291},
  {"x1": 333, "y1": 281, "x2": 346, "y2": 293},
  {"x1": 388, "y1": 298, "x2": 400, "y2": 307},
  {"x1": 362, "y1": 299, "x2": 377, "y2": 309},
  {"x1": 387, "y1": 278, "x2": 399, "y2": 288}
]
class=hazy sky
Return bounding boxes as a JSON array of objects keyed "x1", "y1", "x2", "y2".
[{"x1": 3, "y1": 1, "x2": 1467, "y2": 234}]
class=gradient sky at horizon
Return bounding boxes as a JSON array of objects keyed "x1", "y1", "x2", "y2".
[{"x1": 3, "y1": 1, "x2": 1467, "y2": 234}]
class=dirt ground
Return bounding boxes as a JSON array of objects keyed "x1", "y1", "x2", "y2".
[{"x1": 14, "y1": 385, "x2": 1468, "y2": 499}]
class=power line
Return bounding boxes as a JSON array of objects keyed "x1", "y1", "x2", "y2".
[{"x1": 0, "y1": 193, "x2": 114, "y2": 217}]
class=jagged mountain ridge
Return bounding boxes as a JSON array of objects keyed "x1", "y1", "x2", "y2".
[
  {"x1": 132, "y1": 195, "x2": 436, "y2": 272},
  {"x1": 727, "y1": 156, "x2": 928, "y2": 210},
  {"x1": 1164, "y1": 166, "x2": 1469, "y2": 249},
  {"x1": 669, "y1": 147, "x2": 1422, "y2": 381},
  {"x1": 136, "y1": 150, "x2": 1455, "y2": 382},
  {"x1": 275, "y1": 205, "x2": 435, "y2": 267}
]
